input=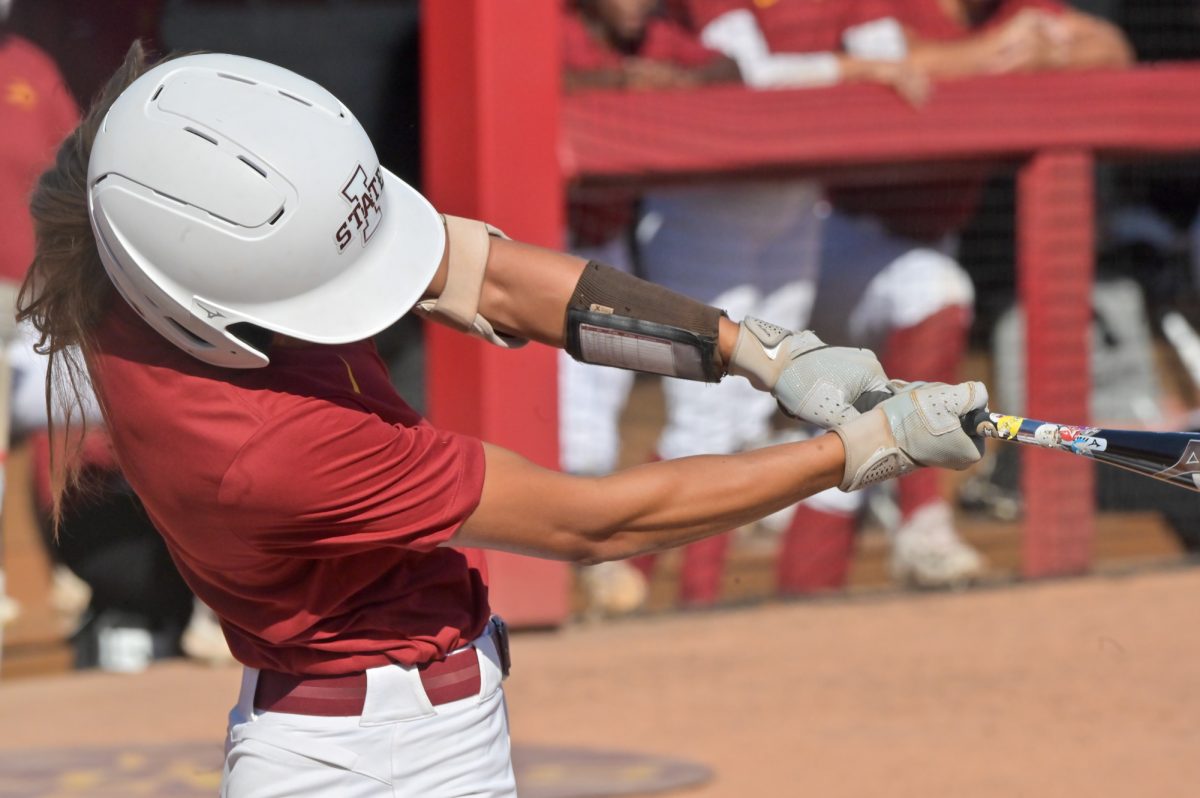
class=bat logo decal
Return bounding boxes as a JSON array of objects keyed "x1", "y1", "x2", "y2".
[
  {"x1": 1057, "y1": 426, "x2": 1105, "y2": 454},
  {"x1": 1159, "y1": 441, "x2": 1200, "y2": 478},
  {"x1": 1067, "y1": 435, "x2": 1107, "y2": 454}
]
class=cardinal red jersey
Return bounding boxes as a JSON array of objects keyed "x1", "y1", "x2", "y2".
[
  {"x1": 89, "y1": 300, "x2": 490, "y2": 676},
  {"x1": 0, "y1": 34, "x2": 79, "y2": 281}
]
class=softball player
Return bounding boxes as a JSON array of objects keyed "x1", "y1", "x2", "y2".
[{"x1": 21, "y1": 46, "x2": 986, "y2": 797}]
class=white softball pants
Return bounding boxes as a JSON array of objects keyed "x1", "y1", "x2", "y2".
[{"x1": 220, "y1": 629, "x2": 515, "y2": 798}]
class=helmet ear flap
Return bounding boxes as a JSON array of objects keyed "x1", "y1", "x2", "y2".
[{"x1": 226, "y1": 322, "x2": 273, "y2": 356}]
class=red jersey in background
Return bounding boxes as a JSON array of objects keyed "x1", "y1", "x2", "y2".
[{"x1": 0, "y1": 34, "x2": 78, "y2": 281}]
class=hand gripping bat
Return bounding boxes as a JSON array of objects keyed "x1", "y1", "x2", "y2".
[{"x1": 962, "y1": 409, "x2": 1200, "y2": 493}]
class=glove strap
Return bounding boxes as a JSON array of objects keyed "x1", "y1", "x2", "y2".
[
  {"x1": 833, "y1": 409, "x2": 915, "y2": 491},
  {"x1": 728, "y1": 318, "x2": 823, "y2": 390}
]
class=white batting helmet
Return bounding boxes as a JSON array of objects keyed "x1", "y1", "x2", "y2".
[{"x1": 87, "y1": 53, "x2": 445, "y2": 368}]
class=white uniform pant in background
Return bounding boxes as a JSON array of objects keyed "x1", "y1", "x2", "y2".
[
  {"x1": 808, "y1": 210, "x2": 972, "y2": 350},
  {"x1": 221, "y1": 629, "x2": 515, "y2": 798},
  {"x1": 640, "y1": 181, "x2": 822, "y2": 459}
]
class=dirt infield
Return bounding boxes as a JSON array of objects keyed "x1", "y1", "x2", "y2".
[{"x1": 4, "y1": 566, "x2": 1200, "y2": 797}]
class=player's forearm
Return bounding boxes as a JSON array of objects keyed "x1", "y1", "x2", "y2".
[
  {"x1": 472, "y1": 238, "x2": 587, "y2": 347},
  {"x1": 454, "y1": 436, "x2": 845, "y2": 563},
  {"x1": 427, "y1": 236, "x2": 740, "y2": 368},
  {"x1": 582, "y1": 436, "x2": 844, "y2": 561},
  {"x1": 905, "y1": 38, "x2": 994, "y2": 78}
]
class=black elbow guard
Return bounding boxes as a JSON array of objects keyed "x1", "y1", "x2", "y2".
[{"x1": 564, "y1": 261, "x2": 725, "y2": 382}]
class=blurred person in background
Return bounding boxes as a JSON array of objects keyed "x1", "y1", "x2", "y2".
[
  {"x1": 0, "y1": 0, "x2": 77, "y2": 628},
  {"x1": 0, "y1": 0, "x2": 74, "y2": 624},
  {"x1": 0, "y1": 0, "x2": 77, "y2": 289},
  {"x1": 560, "y1": 0, "x2": 740, "y2": 613},
  {"x1": 2, "y1": 1, "x2": 212, "y2": 670},
  {"x1": 681, "y1": 0, "x2": 1132, "y2": 592}
]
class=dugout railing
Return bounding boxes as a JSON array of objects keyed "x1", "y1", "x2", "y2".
[{"x1": 422, "y1": 0, "x2": 1200, "y2": 626}]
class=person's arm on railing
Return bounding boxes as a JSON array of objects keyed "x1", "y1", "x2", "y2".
[
  {"x1": 701, "y1": 9, "x2": 930, "y2": 103},
  {"x1": 906, "y1": 7, "x2": 1133, "y2": 78}
]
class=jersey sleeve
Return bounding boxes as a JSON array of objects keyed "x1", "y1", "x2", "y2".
[{"x1": 219, "y1": 401, "x2": 486, "y2": 556}]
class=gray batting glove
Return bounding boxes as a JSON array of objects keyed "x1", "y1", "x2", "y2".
[
  {"x1": 833, "y1": 380, "x2": 989, "y2": 492},
  {"x1": 727, "y1": 317, "x2": 892, "y2": 428}
]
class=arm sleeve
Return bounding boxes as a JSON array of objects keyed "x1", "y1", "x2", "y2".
[
  {"x1": 219, "y1": 403, "x2": 486, "y2": 556},
  {"x1": 701, "y1": 9, "x2": 842, "y2": 88},
  {"x1": 841, "y1": 16, "x2": 909, "y2": 61}
]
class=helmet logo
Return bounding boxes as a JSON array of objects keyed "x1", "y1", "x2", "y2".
[{"x1": 335, "y1": 165, "x2": 385, "y2": 252}]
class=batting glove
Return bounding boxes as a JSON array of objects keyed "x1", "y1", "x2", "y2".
[
  {"x1": 728, "y1": 317, "x2": 892, "y2": 428},
  {"x1": 834, "y1": 380, "x2": 988, "y2": 492}
]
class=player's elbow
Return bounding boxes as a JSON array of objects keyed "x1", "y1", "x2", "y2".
[{"x1": 550, "y1": 522, "x2": 634, "y2": 565}]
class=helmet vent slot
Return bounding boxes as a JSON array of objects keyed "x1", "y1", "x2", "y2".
[
  {"x1": 184, "y1": 127, "x2": 218, "y2": 146},
  {"x1": 218, "y1": 73, "x2": 256, "y2": 85},
  {"x1": 165, "y1": 317, "x2": 215, "y2": 349},
  {"x1": 227, "y1": 322, "x2": 273, "y2": 354},
  {"x1": 268, "y1": 207, "x2": 285, "y2": 225},
  {"x1": 151, "y1": 85, "x2": 164, "y2": 101},
  {"x1": 238, "y1": 156, "x2": 268, "y2": 178},
  {"x1": 278, "y1": 90, "x2": 313, "y2": 107}
]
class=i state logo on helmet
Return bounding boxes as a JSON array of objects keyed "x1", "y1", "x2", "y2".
[{"x1": 334, "y1": 165, "x2": 385, "y2": 252}]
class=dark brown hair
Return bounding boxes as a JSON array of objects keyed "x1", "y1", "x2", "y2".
[{"x1": 16, "y1": 41, "x2": 155, "y2": 526}]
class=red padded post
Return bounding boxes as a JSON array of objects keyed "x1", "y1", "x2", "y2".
[
  {"x1": 1017, "y1": 150, "x2": 1096, "y2": 577},
  {"x1": 421, "y1": 0, "x2": 568, "y2": 626}
]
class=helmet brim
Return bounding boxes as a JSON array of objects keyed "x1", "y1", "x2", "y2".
[{"x1": 217, "y1": 167, "x2": 446, "y2": 346}]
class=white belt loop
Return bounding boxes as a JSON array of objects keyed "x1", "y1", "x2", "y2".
[
  {"x1": 473, "y1": 626, "x2": 504, "y2": 705},
  {"x1": 233, "y1": 667, "x2": 261, "y2": 725},
  {"x1": 360, "y1": 661, "x2": 436, "y2": 725}
]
